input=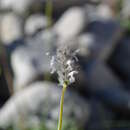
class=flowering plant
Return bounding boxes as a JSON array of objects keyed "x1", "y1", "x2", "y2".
[{"x1": 47, "y1": 46, "x2": 79, "y2": 130}]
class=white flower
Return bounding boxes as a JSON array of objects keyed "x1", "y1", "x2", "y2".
[{"x1": 47, "y1": 46, "x2": 79, "y2": 86}]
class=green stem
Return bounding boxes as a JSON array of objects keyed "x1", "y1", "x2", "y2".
[
  {"x1": 58, "y1": 83, "x2": 67, "y2": 130},
  {"x1": 45, "y1": 0, "x2": 53, "y2": 27}
]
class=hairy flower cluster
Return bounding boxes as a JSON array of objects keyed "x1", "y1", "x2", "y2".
[{"x1": 47, "y1": 46, "x2": 79, "y2": 86}]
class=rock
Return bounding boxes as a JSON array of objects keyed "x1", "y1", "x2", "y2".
[
  {"x1": 86, "y1": 61, "x2": 130, "y2": 114},
  {"x1": 11, "y1": 29, "x2": 57, "y2": 89},
  {"x1": 0, "y1": 13, "x2": 23, "y2": 45},
  {"x1": 85, "y1": 3, "x2": 113, "y2": 22},
  {"x1": 77, "y1": 33, "x2": 95, "y2": 56},
  {"x1": 87, "y1": 99, "x2": 114, "y2": 130},
  {"x1": 0, "y1": 0, "x2": 33, "y2": 14},
  {"x1": 11, "y1": 46, "x2": 37, "y2": 90},
  {"x1": 96, "y1": 4, "x2": 113, "y2": 20},
  {"x1": 121, "y1": 0, "x2": 130, "y2": 18},
  {"x1": 87, "y1": 20, "x2": 122, "y2": 61},
  {"x1": 24, "y1": 14, "x2": 48, "y2": 36},
  {"x1": 53, "y1": 7, "x2": 86, "y2": 44},
  {"x1": 108, "y1": 37, "x2": 130, "y2": 80},
  {"x1": 86, "y1": 61, "x2": 124, "y2": 91},
  {"x1": 0, "y1": 81, "x2": 90, "y2": 129}
]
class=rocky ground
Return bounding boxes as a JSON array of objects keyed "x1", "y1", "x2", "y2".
[{"x1": 0, "y1": 0, "x2": 130, "y2": 130}]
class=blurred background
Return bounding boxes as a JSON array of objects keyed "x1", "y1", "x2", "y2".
[{"x1": 0, "y1": 0, "x2": 130, "y2": 130}]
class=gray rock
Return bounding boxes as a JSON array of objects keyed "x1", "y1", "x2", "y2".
[
  {"x1": 0, "y1": 0, "x2": 33, "y2": 14},
  {"x1": 86, "y1": 61, "x2": 124, "y2": 90},
  {"x1": 53, "y1": 7, "x2": 86, "y2": 45},
  {"x1": 77, "y1": 33, "x2": 95, "y2": 56},
  {"x1": 87, "y1": 99, "x2": 115, "y2": 130},
  {"x1": 84, "y1": 3, "x2": 113, "y2": 22},
  {"x1": 96, "y1": 4, "x2": 113, "y2": 20},
  {"x1": 11, "y1": 29, "x2": 57, "y2": 89},
  {"x1": 121, "y1": 0, "x2": 130, "y2": 18},
  {"x1": 87, "y1": 20, "x2": 122, "y2": 61},
  {"x1": 0, "y1": 81, "x2": 90, "y2": 129},
  {"x1": 86, "y1": 61, "x2": 130, "y2": 114},
  {"x1": 109, "y1": 37, "x2": 130, "y2": 79},
  {"x1": 24, "y1": 14, "x2": 48, "y2": 36},
  {"x1": 0, "y1": 13, "x2": 22, "y2": 44}
]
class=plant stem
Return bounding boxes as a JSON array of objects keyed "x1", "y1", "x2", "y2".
[
  {"x1": 45, "y1": 0, "x2": 53, "y2": 27},
  {"x1": 58, "y1": 83, "x2": 67, "y2": 130}
]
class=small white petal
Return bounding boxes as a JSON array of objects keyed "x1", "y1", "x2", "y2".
[
  {"x1": 68, "y1": 71, "x2": 78, "y2": 83},
  {"x1": 66, "y1": 60, "x2": 72, "y2": 65},
  {"x1": 68, "y1": 71, "x2": 78, "y2": 77},
  {"x1": 66, "y1": 59, "x2": 73, "y2": 71}
]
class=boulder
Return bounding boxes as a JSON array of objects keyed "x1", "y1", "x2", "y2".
[
  {"x1": 24, "y1": 14, "x2": 48, "y2": 36},
  {"x1": 11, "y1": 29, "x2": 57, "y2": 89},
  {"x1": 0, "y1": 13, "x2": 23, "y2": 45},
  {"x1": 0, "y1": 81, "x2": 90, "y2": 129},
  {"x1": 53, "y1": 7, "x2": 86, "y2": 44}
]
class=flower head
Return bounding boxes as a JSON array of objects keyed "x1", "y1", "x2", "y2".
[{"x1": 47, "y1": 46, "x2": 79, "y2": 86}]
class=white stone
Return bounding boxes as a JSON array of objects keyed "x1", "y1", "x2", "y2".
[
  {"x1": 53, "y1": 7, "x2": 86, "y2": 43},
  {"x1": 11, "y1": 47, "x2": 37, "y2": 90},
  {"x1": 0, "y1": 81, "x2": 90, "y2": 129},
  {"x1": 85, "y1": 4, "x2": 113, "y2": 22},
  {"x1": 78, "y1": 33, "x2": 95, "y2": 56},
  {"x1": 0, "y1": 82, "x2": 55, "y2": 128},
  {"x1": 0, "y1": 13, "x2": 22, "y2": 44},
  {"x1": 0, "y1": 0, "x2": 33, "y2": 14},
  {"x1": 24, "y1": 14, "x2": 48, "y2": 36},
  {"x1": 96, "y1": 4, "x2": 113, "y2": 20},
  {"x1": 11, "y1": 29, "x2": 57, "y2": 89}
]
